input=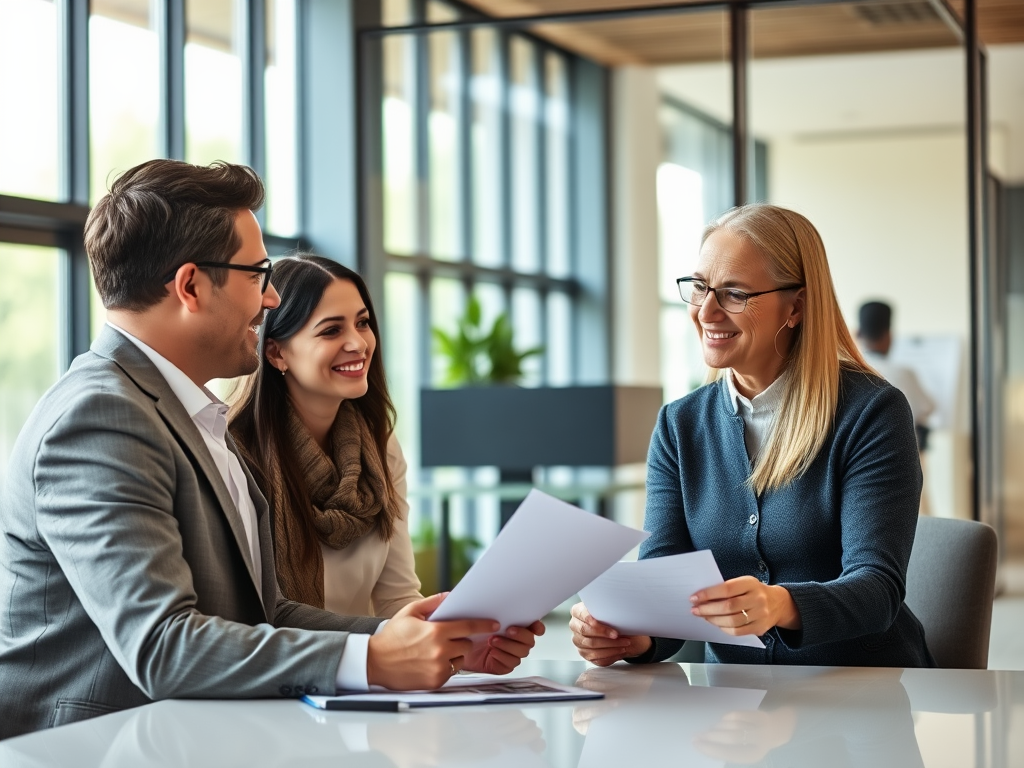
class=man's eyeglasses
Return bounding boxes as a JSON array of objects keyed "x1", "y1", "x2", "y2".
[
  {"x1": 163, "y1": 260, "x2": 274, "y2": 293},
  {"x1": 677, "y1": 276, "x2": 802, "y2": 314}
]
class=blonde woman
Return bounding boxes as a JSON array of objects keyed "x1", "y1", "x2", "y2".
[{"x1": 570, "y1": 204, "x2": 934, "y2": 667}]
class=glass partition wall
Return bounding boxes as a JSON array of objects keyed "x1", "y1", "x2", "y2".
[
  {"x1": 364, "y1": 0, "x2": 996, "y2": 535},
  {"x1": 745, "y1": 4, "x2": 971, "y2": 522},
  {"x1": 0, "y1": 0, "x2": 1000, "y2": 533},
  {"x1": 364, "y1": 0, "x2": 594, "y2": 556}
]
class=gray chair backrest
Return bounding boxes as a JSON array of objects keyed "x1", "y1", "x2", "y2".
[{"x1": 904, "y1": 516, "x2": 998, "y2": 669}]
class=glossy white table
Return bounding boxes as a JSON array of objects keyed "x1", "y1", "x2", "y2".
[{"x1": 1, "y1": 659, "x2": 1020, "y2": 767}]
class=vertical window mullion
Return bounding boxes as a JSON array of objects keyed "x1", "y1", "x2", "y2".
[
  {"x1": 533, "y1": 44, "x2": 547, "y2": 387},
  {"x1": 458, "y1": 27, "x2": 472, "y2": 262},
  {"x1": 157, "y1": 0, "x2": 186, "y2": 160},
  {"x1": 58, "y1": 0, "x2": 91, "y2": 368},
  {"x1": 497, "y1": 30, "x2": 510, "y2": 269},
  {"x1": 418, "y1": 271, "x2": 432, "y2": 387},
  {"x1": 539, "y1": 287, "x2": 549, "y2": 384},
  {"x1": 533, "y1": 44, "x2": 546, "y2": 276},
  {"x1": 414, "y1": 2, "x2": 430, "y2": 257},
  {"x1": 566, "y1": 55, "x2": 579, "y2": 385},
  {"x1": 241, "y1": 0, "x2": 267, "y2": 221}
]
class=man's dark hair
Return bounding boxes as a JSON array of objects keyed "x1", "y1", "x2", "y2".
[
  {"x1": 858, "y1": 300, "x2": 892, "y2": 342},
  {"x1": 85, "y1": 159, "x2": 265, "y2": 311}
]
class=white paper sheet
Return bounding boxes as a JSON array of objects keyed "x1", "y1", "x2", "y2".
[
  {"x1": 578, "y1": 550, "x2": 766, "y2": 648},
  {"x1": 429, "y1": 489, "x2": 649, "y2": 632}
]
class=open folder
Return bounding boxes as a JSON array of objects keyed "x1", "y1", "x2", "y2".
[{"x1": 302, "y1": 675, "x2": 602, "y2": 711}]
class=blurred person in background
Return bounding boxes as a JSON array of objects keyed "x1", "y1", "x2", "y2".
[
  {"x1": 857, "y1": 300, "x2": 935, "y2": 452},
  {"x1": 857, "y1": 300, "x2": 935, "y2": 514}
]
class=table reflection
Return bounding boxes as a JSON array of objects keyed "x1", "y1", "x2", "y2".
[
  {"x1": 0, "y1": 661, "x2": 1005, "y2": 768},
  {"x1": 0, "y1": 699, "x2": 554, "y2": 768},
  {"x1": 573, "y1": 665, "x2": 938, "y2": 768}
]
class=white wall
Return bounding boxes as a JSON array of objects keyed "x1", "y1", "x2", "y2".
[
  {"x1": 609, "y1": 67, "x2": 663, "y2": 533},
  {"x1": 768, "y1": 131, "x2": 972, "y2": 519},
  {"x1": 611, "y1": 66, "x2": 662, "y2": 389}
]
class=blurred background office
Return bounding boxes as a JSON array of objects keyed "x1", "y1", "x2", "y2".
[{"x1": 2, "y1": 0, "x2": 1024, "y2": 598}]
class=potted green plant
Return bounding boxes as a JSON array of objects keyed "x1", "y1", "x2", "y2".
[
  {"x1": 431, "y1": 295, "x2": 544, "y2": 386},
  {"x1": 419, "y1": 293, "x2": 663, "y2": 583}
]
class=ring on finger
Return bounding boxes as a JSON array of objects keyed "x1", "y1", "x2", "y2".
[
  {"x1": 450, "y1": 660, "x2": 456, "y2": 675},
  {"x1": 741, "y1": 609, "x2": 750, "y2": 624}
]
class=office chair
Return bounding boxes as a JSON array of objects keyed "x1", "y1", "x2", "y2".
[{"x1": 904, "y1": 516, "x2": 998, "y2": 669}]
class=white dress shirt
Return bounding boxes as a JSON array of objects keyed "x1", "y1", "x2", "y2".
[
  {"x1": 108, "y1": 323, "x2": 372, "y2": 691},
  {"x1": 725, "y1": 368, "x2": 787, "y2": 460}
]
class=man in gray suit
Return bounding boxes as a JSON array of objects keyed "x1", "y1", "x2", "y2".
[{"x1": 0, "y1": 160, "x2": 542, "y2": 740}]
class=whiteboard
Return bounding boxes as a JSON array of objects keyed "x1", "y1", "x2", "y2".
[{"x1": 888, "y1": 335, "x2": 962, "y2": 430}]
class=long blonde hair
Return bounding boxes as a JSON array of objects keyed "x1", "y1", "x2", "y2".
[{"x1": 703, "y1": 204, "x2": 871, "y2": 494}]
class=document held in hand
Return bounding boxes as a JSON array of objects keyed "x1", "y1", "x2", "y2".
[
  {"x1": 429, "y1": 489, "x2": 649, "y2": 632},
  {"x1": 578, "y1": 550, "x2": 766, "y2": 648}
]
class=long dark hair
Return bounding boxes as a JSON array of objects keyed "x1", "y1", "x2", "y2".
[{"x1": 229, "y1": 254, "x2": 397, "y2": 568}]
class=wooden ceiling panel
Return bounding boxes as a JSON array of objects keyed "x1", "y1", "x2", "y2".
[
  {"x1": 460, "y1": 1, "x2": 1024, "y2": 64},
  {"x1": 529, "y1": 14, "x2": 730, "y2": 65}
]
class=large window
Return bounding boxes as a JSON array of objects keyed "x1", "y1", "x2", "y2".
[
  {"x1": 373, "y1": 0, "x2": 592, "y2": 544},
  {"x1": 656, "y1": 97, "x2": 768, "y2": 404},
  {"x1": 0, "y1": 0, "x2": 302, "y2": 492},
  {"x1": 0, "y1": 0, "x2": 60, "y2": 200},
  {"x1": 89, "y1": 0, "x2": 160, "y2": 204},
  {"x1": 0, "y1": 243, "x2": 60, "y2": 488}
]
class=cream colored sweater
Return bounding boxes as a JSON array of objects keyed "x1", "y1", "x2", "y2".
[{"x1": 321, "y1": 435, "x2": 423, "y2": 618}]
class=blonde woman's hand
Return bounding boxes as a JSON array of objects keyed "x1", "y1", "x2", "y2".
[
  {"x1": 689, "y1": 576, "x2": 801, "y2": 636},
  {"x1": 569, "y1": 602, "x2": 652, "y2": 666}
]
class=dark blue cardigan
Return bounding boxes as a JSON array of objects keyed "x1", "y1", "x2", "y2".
[{"x1": 632, "y1": 368, "x2": 935, "y2": 667}]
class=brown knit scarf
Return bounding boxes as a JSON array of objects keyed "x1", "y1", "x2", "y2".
[{"x1": 268, "y1": 401, "x2": 398, "y2": 608}]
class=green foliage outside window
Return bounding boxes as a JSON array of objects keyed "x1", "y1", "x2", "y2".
[{"x1": 0, "y1": 245, "x2": 60, "y2": 488}]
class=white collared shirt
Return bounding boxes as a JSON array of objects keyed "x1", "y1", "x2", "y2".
[
  {"x1": 725, "y1": 368, "x2": 787, "y2": 461},
  {"x1": 108, "y1": 323, "x2": 373, "y2": 692}
]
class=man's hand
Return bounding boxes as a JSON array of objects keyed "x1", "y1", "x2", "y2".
[
  {"x1": 367, "y1": 594, "x2": 499, "y2": 690},
  {"x1": 464, "y1": 620, "x2": 545, "y2": 675}
]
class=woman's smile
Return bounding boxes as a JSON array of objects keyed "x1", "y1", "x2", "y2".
[
  {"x1": 703, "y1": 329, "x2": 740, "y2": 344},
  {"x1": 332, "y1": 359, "x2": 367, "y2": 377}
]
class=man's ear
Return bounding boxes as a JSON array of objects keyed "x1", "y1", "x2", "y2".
[
  {"x1": 264, "y1": 338, "x2": 286, "y2": 372},
  {"x1": 168, "y1": 264, "x2": 202, "y2": 313}
]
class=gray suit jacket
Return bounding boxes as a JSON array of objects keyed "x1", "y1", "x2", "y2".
[{"x1": 0, "y1": 327, "x2": 382, "y2": 739}]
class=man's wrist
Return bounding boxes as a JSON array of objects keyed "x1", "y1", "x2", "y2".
[{"x1": 336, "y1": 633, "x2": 371, "y2": 691}]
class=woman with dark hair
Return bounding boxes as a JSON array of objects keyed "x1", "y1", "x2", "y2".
[{"x1": 229, "y1": 254, "x2": 421, "y2": 618}]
